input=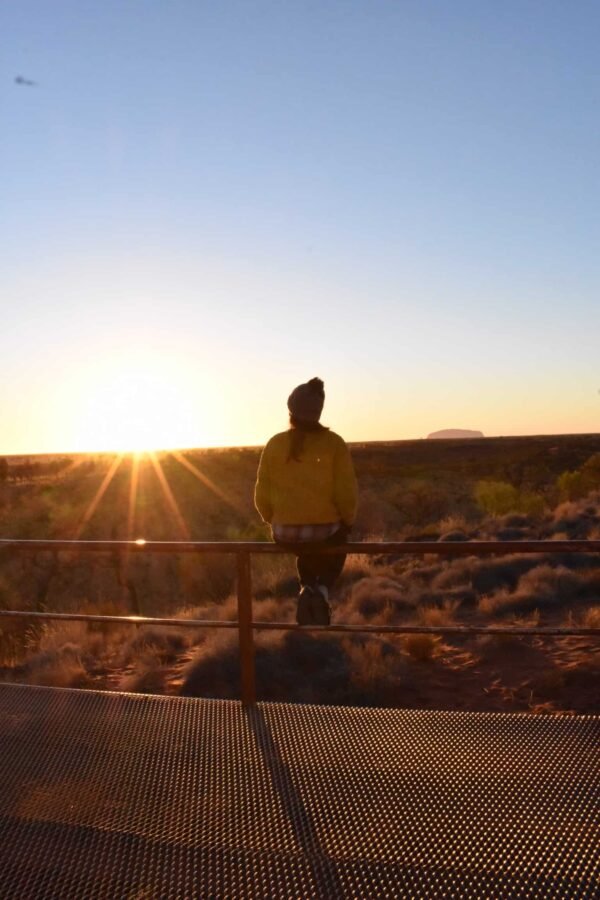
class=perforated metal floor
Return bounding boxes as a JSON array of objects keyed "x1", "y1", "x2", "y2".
[{"x1": 0, "y1": 685, "x2": 597, "y2": 899}]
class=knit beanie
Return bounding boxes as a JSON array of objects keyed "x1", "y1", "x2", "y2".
[{"x1": 287, "y1": 377, "x2": 325, "y2": 423}]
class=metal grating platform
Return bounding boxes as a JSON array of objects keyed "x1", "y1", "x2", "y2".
[{"x1": 0, "y1": 685, "x2": 597, "y2": 898}]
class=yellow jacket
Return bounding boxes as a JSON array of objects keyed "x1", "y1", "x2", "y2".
[{"x1": 254, "y1": 429, "x2": 358, "y2": 526}]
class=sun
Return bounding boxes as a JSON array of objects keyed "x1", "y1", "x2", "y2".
[{"x1": 71, "y1": 351, "x2": 206, "y2": 453}]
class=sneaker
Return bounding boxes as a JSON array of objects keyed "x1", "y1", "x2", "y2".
[
  {"x1": 312, "y1": 585, "x2": 331, "y2": 626},
  {"x1": 316, "y1": 584, "x2": 329, "y2": 603}
]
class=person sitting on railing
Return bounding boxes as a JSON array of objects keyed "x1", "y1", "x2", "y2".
[{"x1": 254, "y1": 377, "x2": 358, "y2": 626}]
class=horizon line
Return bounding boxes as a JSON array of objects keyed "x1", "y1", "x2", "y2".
[{"x1": 2, "y1": 430, "x2": 600, "y2": 460}]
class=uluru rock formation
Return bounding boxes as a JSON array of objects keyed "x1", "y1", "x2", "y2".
[{"x1": 427, "y1": 429, "x2": 484, "y2": 439}]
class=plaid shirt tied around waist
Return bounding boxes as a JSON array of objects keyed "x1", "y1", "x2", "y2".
[{"x1": 272, "y1": 522, "x2": 341, "y2": 543}]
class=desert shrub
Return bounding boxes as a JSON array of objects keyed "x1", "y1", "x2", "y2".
[
  {"x1": 253, "y1": 596, "x2": 294, "y2": 623},
  {"x1": 433, "y1": 555, "x2": 540, "y2": 594},
  {"x1": 181, "y1": 593, "x2": 238, "y2": 629},
  {"x1": 482, "y1": 564, "x2": 584, "y2": 616},
  {"x1": 550, "y1": 499, "x2": 599, "y2": 538},
  {"x1": 37, "y1": 620, "x2": 103, "y2": 657},
  {"x1": 0, "y1": 625, "x2": 33, "y2": 667},
  {"x1": 475, "y1": 484, "x2": 545, "y2": 518},
  {"x1": 252, "y1": 554, "x2": 297, "y2": 599},
  {"x1": 345, "y1": 639, "x2": 398, "y2": 693},
  {"x1": 336, "y1": 554, "x2": 373, "y2": 589},
  {"x1": 501, "y1": 514, "x2": 531, "y2": 528},
  {"x1": 579, "y1": 456, "x2": 600, "y2": 500},
  {"x1": 557, "y1": 470, "x2": 588, "y2": 501},
  {"x1": 403, "y1": 633, "x2": 438, "y2": 662},
  {"x1": 180, "y1": 632, "x2": 240, "y2": 699},
  {"x1": 396, "y1": 481, "x2": 452, "y2": 527},
  {"x1": 475, "y1": 481, "x2": 519, "y2": 516},
  {"x1": 516, "y1": 491, "x2": 546, "y2": 516},
  {"x1": 349, "y1": 576, "x2": 413, "y2": 620},
  {"x1": 119, "y1": 626, "x2": 191, "y2": 666},
  {"x1": 119, "y1": 663, "x2": 168, "y2": 694},
  {"x1": 581, "y1": 606, "x2": 600, "y2": 629},
  {"x1": 21, "y1": 645, "x2": 90, "y2": 688},
  {"x1": 493, "y1": 527, "x2": 530, "y2": 541},
  {"x1": 438, "y1": 515, "x2": 472, "y2": 534},
  {"x1": 557, "y1": 454, "x2": 600, "y2": 501},
  {"x1": 417, "y1": 599, "x2": 459, "y2": 626},
  {"x1": 181, "y1": 630, "x2": 353, "y2": 704},
  {"x1": 438, "y1": 530, "x2": 469, "y2": 542}
]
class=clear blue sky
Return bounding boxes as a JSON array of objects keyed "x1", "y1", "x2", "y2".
[{"x1": 2, "y1": 1, "x2": 599, "y2": 453}]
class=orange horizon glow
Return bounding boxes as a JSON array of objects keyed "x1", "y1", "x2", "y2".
[{"x1": 3, "y1": 426, "x2": 600, "y2": 460}]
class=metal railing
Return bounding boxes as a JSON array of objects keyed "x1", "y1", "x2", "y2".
[{"x1": 1, "y1": 538, "x2": 599, "y2": 704}]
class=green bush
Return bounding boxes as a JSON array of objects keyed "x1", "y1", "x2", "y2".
[
  {"x1": 557, "y1": 470, "x2": 587, "y2": 501},
  {"x1": 581, "y1": 453, "x2": 600, "y2": 485},
  {"x1": 475, "y1": 480, "x2": 519, "y2": 516},
  {"x1": 517, "y1": 491, "x2": 546, "y2": 516},
  {"x1": 557, "y1": 454, "x2": 600, "y2": 500}
]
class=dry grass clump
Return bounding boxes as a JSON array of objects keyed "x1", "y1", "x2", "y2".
[
  {"x1": 432, "y1": 554, "x2": 540, "y2": 594},
  {"x1": 417, "y1": 599, "x2": 460, "y2": 627},
  {"x1": 403, "y1": 633, "x2": 439, "y2": 662},
  {"x1": 118, "y1": 626, "x2": 191, "y2": 667},
  {"x1": 336, "y1": 553, "x2": 375, "y2": 588},
  {"x1": 345, "y1": 639, "x2": 392, "y2": 688},
  {"x1": 181, "y1": 592, "x2": 239, "y2": 624},
  {"x1": 343, "y1": 638, "x2": 410, "y2": 704},
  {"x1": 252, "y1": 554, "x2": 297, "y2": 599},
  {"x1": 549, "y1": 496, "x2": 600, "y2": 537},
  {"x1": 478, "y1": 564, "x2": 585, "y2": 617},
  {"x1": 438, "y1": 514, "x2": 472, "y2": 535},
  {"x1": 253, "y1": 596, "x2": 295, "y2": 623},
  {"x1": 348, "y1": 576, "x2": 413, "y2": 621},
  {"x1": 16, "y1": 620, "x2": 109, "y2": 687},
  {"x1": 35, "y1": 620, "x2": 103, "y2": 660},
  {"x1": 438, "y1": 530, "x2": 470, "y2": 542},
  {"x1": 581, "y1": 605, "x2": 600, "y2": 628},
  {"x1": 180, "y1": 631, "x2": 240, "y2": 699},
  {"x1": 119, "y1": 663, "x2": 168, "y2": 694},
  {"x1": 21, "y1": 645, "x2": 90, "y2": 688}
]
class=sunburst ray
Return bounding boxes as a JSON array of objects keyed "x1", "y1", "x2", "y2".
[
  {"x1": 148, "y1": 451, "x2": 190, "y2": 540},
  {"x1": 127, "y1": 453, "x2": 141, "y2": 540},
  {"x1": 73, "y1": 454, "x2": 124, "y2": 539},
  {"x1": 171, "y1": 450, "x2": 244, "y2": 515}
]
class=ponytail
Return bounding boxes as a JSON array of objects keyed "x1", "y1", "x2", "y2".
[{"x1": 287, "y1": 415, "x2": 329, "y2": 462}]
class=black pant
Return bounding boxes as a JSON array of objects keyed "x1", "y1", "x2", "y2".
[{"x1": 277, "y1": 527, "x2": 348, "y2": 592}]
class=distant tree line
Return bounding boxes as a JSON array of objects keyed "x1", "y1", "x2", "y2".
[{"x1": 0, "y1": 456, "x2": 74, "y2": 482}]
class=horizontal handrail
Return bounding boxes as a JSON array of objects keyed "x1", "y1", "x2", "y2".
[
  {"x1": 1, "y1": 538, "x2": 599, "y2": 704},
  {"x1": 0, "y1": 608, "x2": 597, "y2": 637},
  {"x1": 1, "y1": 538, "x2": 600, "y2": 555}
]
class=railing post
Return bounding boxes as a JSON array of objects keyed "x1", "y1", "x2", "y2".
[{"x1": 236, "y1": 551, "x2": 256, "y2": 705}]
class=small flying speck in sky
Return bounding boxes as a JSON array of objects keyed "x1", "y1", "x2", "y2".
[{"x1": 14, "y1": 75, "x2": 37, "y2": 87}]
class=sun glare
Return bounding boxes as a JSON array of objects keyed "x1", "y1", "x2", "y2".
[{"x1": 71, "y1": 353, "x2": 206, "y2": 453}]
